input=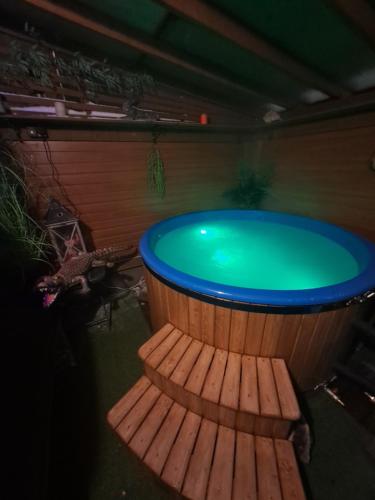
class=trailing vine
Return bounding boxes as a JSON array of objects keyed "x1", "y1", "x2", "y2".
[{"x1": 147, "y1": 131, "x2": 166, "y2": 199}]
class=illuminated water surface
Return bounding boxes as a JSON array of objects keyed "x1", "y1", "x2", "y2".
[{"x1": 154, "y1": 220, "x2": 360, "y2": 290}]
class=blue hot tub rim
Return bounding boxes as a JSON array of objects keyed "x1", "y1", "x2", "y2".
[{"x1": 140, "y1": 210, "x2": 375, "y2": 311}]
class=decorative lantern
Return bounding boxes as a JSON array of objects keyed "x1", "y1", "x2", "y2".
[{"x1": 44, "y1": 198, "x2": 86, "y2": 264}]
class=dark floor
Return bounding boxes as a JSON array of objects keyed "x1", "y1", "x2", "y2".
[{"x1": 48, "y1": 292, "x2": 375, "y2": 500}]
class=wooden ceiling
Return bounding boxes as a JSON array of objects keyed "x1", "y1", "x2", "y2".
[{"x1": 1, "y1": 0, "x2": 375, "y2": 128}]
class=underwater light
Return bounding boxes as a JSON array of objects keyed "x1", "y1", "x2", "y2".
[{"x1": 200, "y1": 229, "x2": 207, "y2": 235}]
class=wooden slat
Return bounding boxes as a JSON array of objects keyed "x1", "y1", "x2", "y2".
[
  {"x1": 188, "y1": 296, "x2": 202, "y2": 340},
  {"x1": 182, "y1": 419, "x2": 218, "y2": 500},
  {"x1": 239, "y1": 355, "x2": 259, "y2": 415},
  {"x1": 170, "y1": 339, "x2": 203, "y2": 386},
  {"x1": 275, "y1": 439, "x2": 306, "y2": 500},
  {"x1": 229, "y1": 310, "x2": 248, "y2": 353},
  {"x1": 144, "y1": 402, "x2": 186, "y2": 475},
  {"x1": 184, "y1": 344, "x2": 215, "y2": 395},
  {"x1": 157, "y1": 334, "x2": 192, "y2": 378},
  {"x1": 201, "y1": 301, "x2": 215, "y2": 345},
  {"x1": 214, "y1": 306, "x2": 231, "y2": 350},
  {"x1": 129, "y1": 393, "x2": 173, "y2": 458},
  {"x1": 146, "y1": 328, "x2": 183, "y2": 369},
  {"x1": 257, "y1": 357, "x2": 280, "y2": 418},
  {"x1": 206, "y1": 425, "x2": 235, "y2": 500},
  {"x1": 107, "y1": 376, "x2": 151, "y2": 428},
  {"x1": 161, "y1": 411, "x2": 201, "y2": 491},
  {"x1": 244, "y1": 312, "x2": 266, "y2": 355},
  {"x1": 255, "y1": 436, "x2": 282, "y2": 500},
  {"x1": 201, "y1": 348, "x2": 228, "y2": 403},
  {"x1": 261, "y1": 314, "x2": 284, "y2": 356},
  {"x1": 272, "y1": 359, "x2": 301, "y2": 421},
  {"x1": 233, "y1": 432, "x2": 257, "y2": 500},
  {"x1": 138, "y1": 323, "x2": 175, "y2": 360},
  {"x1": 220, "y1": 351, "x2": 241, "y2": 409},
  {"x1": 116, "y1": 385, "x2": 161, "y2": 443}
]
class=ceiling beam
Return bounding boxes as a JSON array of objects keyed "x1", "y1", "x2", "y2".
[
  {"x1": 23, "y1": 0, "x2": 279, "y2": 106},
  {"x1": 274, "y1": 88, "x2": 375, "y2": 126},
  {"x1": 156, "y1": 0, "x2": 348, "y2": 98},
  {"x1": 328, "y1": 0, "x2": 375, "y2": 50}
]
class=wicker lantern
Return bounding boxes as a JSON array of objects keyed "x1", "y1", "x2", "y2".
[{"x1": 44, "y1": 198, "x2": 86, "y2": 264}]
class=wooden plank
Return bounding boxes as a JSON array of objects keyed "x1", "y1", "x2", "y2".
[
  {"x1": 201, "y1": 301, "x2": 215, "y2": 345},
  {"x1": 220, "y1": 352, "x2": 241, "y2": 409},
  {"x1": 261, "y1": 314, "x2": 284, "y2": 357},
  {"x1": 182, "y1": 419, "x2": 218, "y2": 500},
  {"x1": 271, "y1": 359, "x2": 300, "y2": 421},
  {"x1": 176, "y1": 290, "x2": 189, "y2": 332},
  {"x1": 157, "y1": 334, "x2": 192, "y2": 378},
  {"x1": 201, "y1": 348, "x2": 228, "y2": 403},
  {"x1": 144, "y1": 402, "x2": 186, "y2": 475},
  {"x1": 116, "y1": 385, "x2": 161, "y2": 443},
  {"x1": 157, "y1": 0, "x2": 346, "y2": 97},
  {"x1": 185, "y1": 344, "x2": 215, "y2": 395},
  {"x1": 129, "y1": 393, "x2": 173, "y2": 459},
  {"x1": 229, "y1": 310, "x2": 248, "y2": 353},
  {"x1": 244, "y1": 312, "x2": 266, "y2": 355},
  {"x1": 107, "y1": 376, "x2": 151, "y2": 428},
  {"x1": 188, "y1": 296, "x2": 202, "y2": 340},
  {"x1": 206, "y1": 425, "x2": 235, "y2": 500},
  {"x1": 233, "y1": 432, "x2": 257, "y2": 500},
  {"x1": 275, "y1": 439, "x2": 306, "y2": 500},
  {"x1": 214, "y1": 306, "x2": 232, "y2": 350},
  {"x1": 257, "y1": 357, "x2": 280, "y2": 418},
  {"x1": 255, "y1": 436, "x2": 282, "y2": 500},
  {"x1": 239, "y1": 355, "x2": 259, "y2": 415},
  {"x1": 170, "y1": 339, "x2": 203, "y2": 386},
  {"x1": 161, "y1": 411, "x2": 201, "y2": 491},
  {"x1": 138, "y1": 323, "x2": 175, "y2": 360},
  {"x1": 146, "y1": 328, "x2": 183, "y2": 369}
]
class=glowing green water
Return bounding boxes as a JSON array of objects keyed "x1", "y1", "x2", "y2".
[{"x1": 154, "y1": 220, "x2": 360, "y2": 290}]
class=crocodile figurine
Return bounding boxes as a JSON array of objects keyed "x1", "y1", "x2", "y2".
[{"x1": 37, "y1": 245, "x2": 136, "y2": 307}]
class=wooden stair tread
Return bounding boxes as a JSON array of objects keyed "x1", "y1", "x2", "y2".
[
  {"x1": 139, "y1": 324, "x2": 300, "y2": 422},
  {"x1": 108, "y1": 377, "x2": 306, "y2": 500}
]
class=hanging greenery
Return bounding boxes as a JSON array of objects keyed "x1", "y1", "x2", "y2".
[
  {"x1": 223, "y1": 160, "x2": 273, "y2": 209},
  {"x1": 0, "y1": 39, "x2": 154, "y2": 104},
  {"x1": 147, "y1": 133, "x2": 166, "y2": 198}
]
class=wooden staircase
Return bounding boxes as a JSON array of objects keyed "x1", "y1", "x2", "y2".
[{"x1": 108, "y1": 323, "x2": 306, "y2": 499}]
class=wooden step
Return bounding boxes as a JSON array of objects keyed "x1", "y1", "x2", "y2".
[
  {"x1": 107, "y1": 377, "x2": 306, "y2": 500},
  {"x1": 138, "y1": 323, "x2": 300, "y2": 438}
]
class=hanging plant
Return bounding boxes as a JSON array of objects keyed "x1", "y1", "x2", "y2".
[
  {"x1": 147, "y1": 132, "x2": 166, "y2": 198},
  {"x1": 223, "y1": 160, "x2": 273, "y2": 209}
]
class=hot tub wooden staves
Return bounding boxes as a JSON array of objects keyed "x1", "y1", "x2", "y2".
[{"x1": 144, "y1": 268, "x2": 356, "y2": 391}]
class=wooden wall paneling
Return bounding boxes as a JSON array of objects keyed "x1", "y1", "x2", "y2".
[
  {"x1": 21, "y1": 134, "x2": 241, "y2": 248},
  {"x1": 244, "y1": 117, "x2": 375, "y2": 242}
]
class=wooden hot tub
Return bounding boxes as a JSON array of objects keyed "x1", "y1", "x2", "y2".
[{"x1": 140, "y1": 210, "x2": 375, "y2": 390}]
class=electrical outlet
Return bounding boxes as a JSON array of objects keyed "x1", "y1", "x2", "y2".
[{"x1": 26, "y1": 127, "x2": 48, "y2": 140}]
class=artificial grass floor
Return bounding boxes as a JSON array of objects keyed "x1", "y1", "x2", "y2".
[{"x1": 48, "y1": 293, "x2": 375, "y2": 500}]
